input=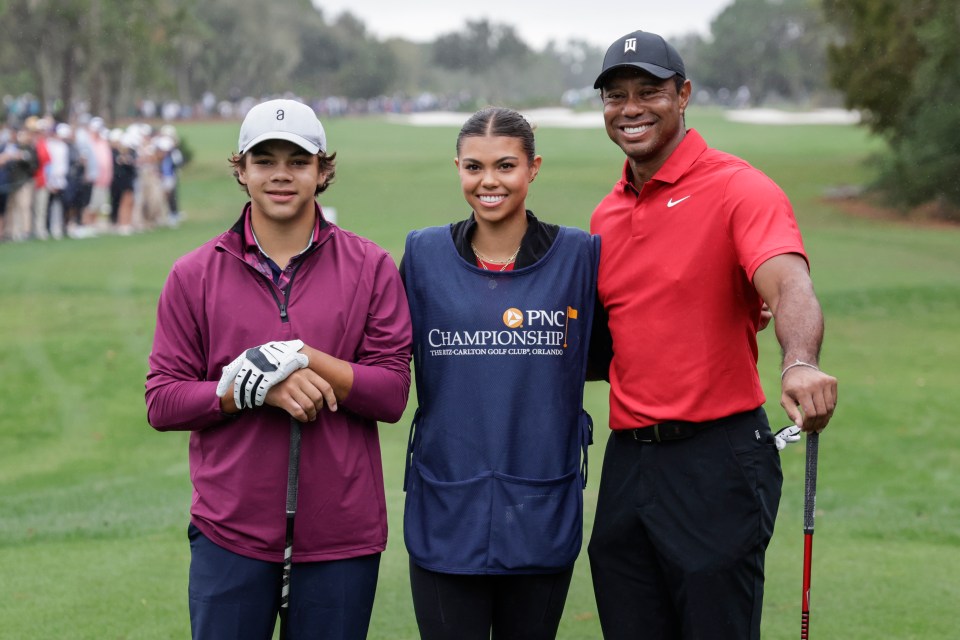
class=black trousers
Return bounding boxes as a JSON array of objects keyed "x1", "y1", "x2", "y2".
[
  {"x1": 409, "y1": 559, "x2": 573, "y2": 640},
  {"x1": 588, "y1": 408, "x2": 783, "y2": 640}
]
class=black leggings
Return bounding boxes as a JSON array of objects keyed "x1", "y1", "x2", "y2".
[{"x1": 409, "y1": 559, "x2": 573, "y2": 640}]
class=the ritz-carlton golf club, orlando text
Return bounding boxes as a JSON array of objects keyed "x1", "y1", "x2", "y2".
[{"x1": 427, "y1": 306, "x2": 580, "y2": 358}]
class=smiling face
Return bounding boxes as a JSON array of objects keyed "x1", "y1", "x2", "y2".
[
  {"x1": 601, "y1": 69, "x2": 691, "y2": 183},
  {"x1": 455, "y1": 135, "x2": 541, "y2": 227},
  {"x1": 236, "y1": 139, "x2": 328, "y2": 227}
]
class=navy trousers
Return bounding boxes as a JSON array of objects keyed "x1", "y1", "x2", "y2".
[
  {"x1": 188, "y1": 524, "x2": 380, "y2": 640},
  {"x1": 588, "y1": 408, "x2": 783, "y2": 640}
]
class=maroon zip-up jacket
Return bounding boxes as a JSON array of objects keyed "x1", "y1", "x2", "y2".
[{"x1": 146, "y1": 205, "x2": 412, "y2": 562}]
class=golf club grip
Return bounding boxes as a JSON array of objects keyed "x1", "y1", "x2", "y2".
[
  {"x1": 801, "y1": 611, "x2": 810, "y2": 639},
  {"x1": 803, "y1": 432, "x2": 819, "y2": 533},
  {"x1": 286, "y1": 420, "x2": 302, "y2": 514}
]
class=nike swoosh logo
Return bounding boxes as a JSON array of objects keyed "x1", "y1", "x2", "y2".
[{"x1": 667, "y1": 196, "x2": 691, "y2": 208}]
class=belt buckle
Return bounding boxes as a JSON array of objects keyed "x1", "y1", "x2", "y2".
[{"x1": 632, "y1": 424, "x2": 660, "y2": 443}]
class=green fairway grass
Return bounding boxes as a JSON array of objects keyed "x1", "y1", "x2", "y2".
[{"x1": 1, "y1": 107, "x2": 958, "y2": 639}]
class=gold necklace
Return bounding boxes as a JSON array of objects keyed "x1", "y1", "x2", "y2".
[{"x1": 470, "y1": 242, "x2": 521, "y2": 271}]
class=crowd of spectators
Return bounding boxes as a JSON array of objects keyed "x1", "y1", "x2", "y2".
[
  {"x1": 0, "y1": 113, "x2": 184, "y2": 242},
  {"x1": 0, "y1": 87, "x2": 496, "y2": 244}
]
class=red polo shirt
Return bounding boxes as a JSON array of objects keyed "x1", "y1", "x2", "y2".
[{"x1": 590, "y1": 129, "x2": 807, "y2": 429}]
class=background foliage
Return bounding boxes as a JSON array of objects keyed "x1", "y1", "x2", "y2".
[
  {"x1": 0, "y1": 0, "x2": 844, "y2": 119},
  {"x1": 824, "y1": 0, "x2": 960, "y2": 216},
  {"x1": 690, "y1": 0, "x2": 836, "y2": 105}
]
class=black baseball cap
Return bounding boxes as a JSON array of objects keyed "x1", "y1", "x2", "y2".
[{"x1": 594, "y1": 30, "x2": 686, "y2": 89}]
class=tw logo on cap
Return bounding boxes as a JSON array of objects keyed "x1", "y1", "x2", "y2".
[{"x1": 624, "y1": 38, "x2": 637, "y2": 53}]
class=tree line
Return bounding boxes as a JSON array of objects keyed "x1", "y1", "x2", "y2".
[
  {"x1": 0, "y1": 0, "x2": 843, "y2": 119},
  {"x1": 0, "y1": 0, "x2": 606, "y2": 119},
  {"x1": 1, "y1": 0, "x2": 957, "y2": 218}
]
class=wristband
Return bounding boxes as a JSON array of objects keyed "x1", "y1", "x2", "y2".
[{"x1": 781, "y1": 359, "x2": 820, "y2": 381}]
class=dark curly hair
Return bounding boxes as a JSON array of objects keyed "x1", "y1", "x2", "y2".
[{"x1": 228, "y1": 145, "x2": 337, "y2": 196}]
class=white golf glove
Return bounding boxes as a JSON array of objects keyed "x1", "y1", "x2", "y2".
[
  {"x1": 216, "y1": 340, "x2": 308, "y2": 409},
  {"x1": 774, "y1": 425, "x2": 802, "y2": 451}
]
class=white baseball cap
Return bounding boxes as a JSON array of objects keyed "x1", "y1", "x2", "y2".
[{"x1": 238, "y1": 99, "x2": 326, "y2": 155}]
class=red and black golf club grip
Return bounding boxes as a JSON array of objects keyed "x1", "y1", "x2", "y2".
[
  {"x1": 801, "y1": 432, "x2": 819, "y2": 639},
  {"x1": 279, "y1": 419, "x2": 302, "y2": 640}
]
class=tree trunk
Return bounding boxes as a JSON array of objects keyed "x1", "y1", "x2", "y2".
[{"x1": 60, "y1": 47, "x2": 75, "y2": 120}]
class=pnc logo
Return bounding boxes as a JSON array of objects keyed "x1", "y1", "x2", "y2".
[{"x1": 502, "y1": 308, "x2": 524, "y2": 328}]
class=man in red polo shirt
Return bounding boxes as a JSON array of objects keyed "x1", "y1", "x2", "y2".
[{"x1": 586, "y1": 30, "x2": 838, "y2": 639}]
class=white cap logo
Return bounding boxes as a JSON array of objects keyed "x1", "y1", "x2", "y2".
[{"x1": 624, "y1": 38, "x2": 637, "y2": 53}]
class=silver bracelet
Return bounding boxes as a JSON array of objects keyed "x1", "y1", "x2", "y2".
[{"x1": 781, "y1": 359, "x2": 820, "y2": 381}]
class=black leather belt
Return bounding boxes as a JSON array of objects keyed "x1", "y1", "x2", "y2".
[{"x1": 620, "y1": 420, "x2": 701, "y2": 443}]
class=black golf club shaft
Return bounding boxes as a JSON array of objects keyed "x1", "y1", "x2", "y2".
[{"x1": 279, "y1": 418, "x2": 302, "y2": 640}]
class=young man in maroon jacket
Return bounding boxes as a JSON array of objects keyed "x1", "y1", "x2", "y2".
[{"x1": 146, "y1": 98, "x2": 412, "y2": 640}]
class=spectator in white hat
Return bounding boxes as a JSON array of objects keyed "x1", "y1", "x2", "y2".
[
  {"x1": 109, "y1": 128, "x2": 137, "y2": 233},
  {"x1": 81, "y1": 116, "x2": 113, "y2": 231},
  {"x1": 44, "y1": 123, "x2": 72, "y2": 240}
]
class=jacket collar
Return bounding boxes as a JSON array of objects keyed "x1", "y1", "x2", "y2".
[{"x1": 218, "y1": 202, "x2": 333, "y2": 255}]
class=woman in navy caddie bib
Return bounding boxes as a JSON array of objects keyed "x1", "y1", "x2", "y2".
[{"x1": 400, "y1": 107, "x2": 600, "y2": 640}]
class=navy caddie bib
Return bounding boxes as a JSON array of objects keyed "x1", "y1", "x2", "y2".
[{"x1": 402, "y1": 223, "x2": 600, "y2": 574}]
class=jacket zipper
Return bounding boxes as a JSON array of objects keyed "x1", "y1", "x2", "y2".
[
  {"x1": 265, "y1": 259, "x2": 307, "y2": 323},
  {"x1": 224, "y1": 230, "x2": 322, "y2": 322}
]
